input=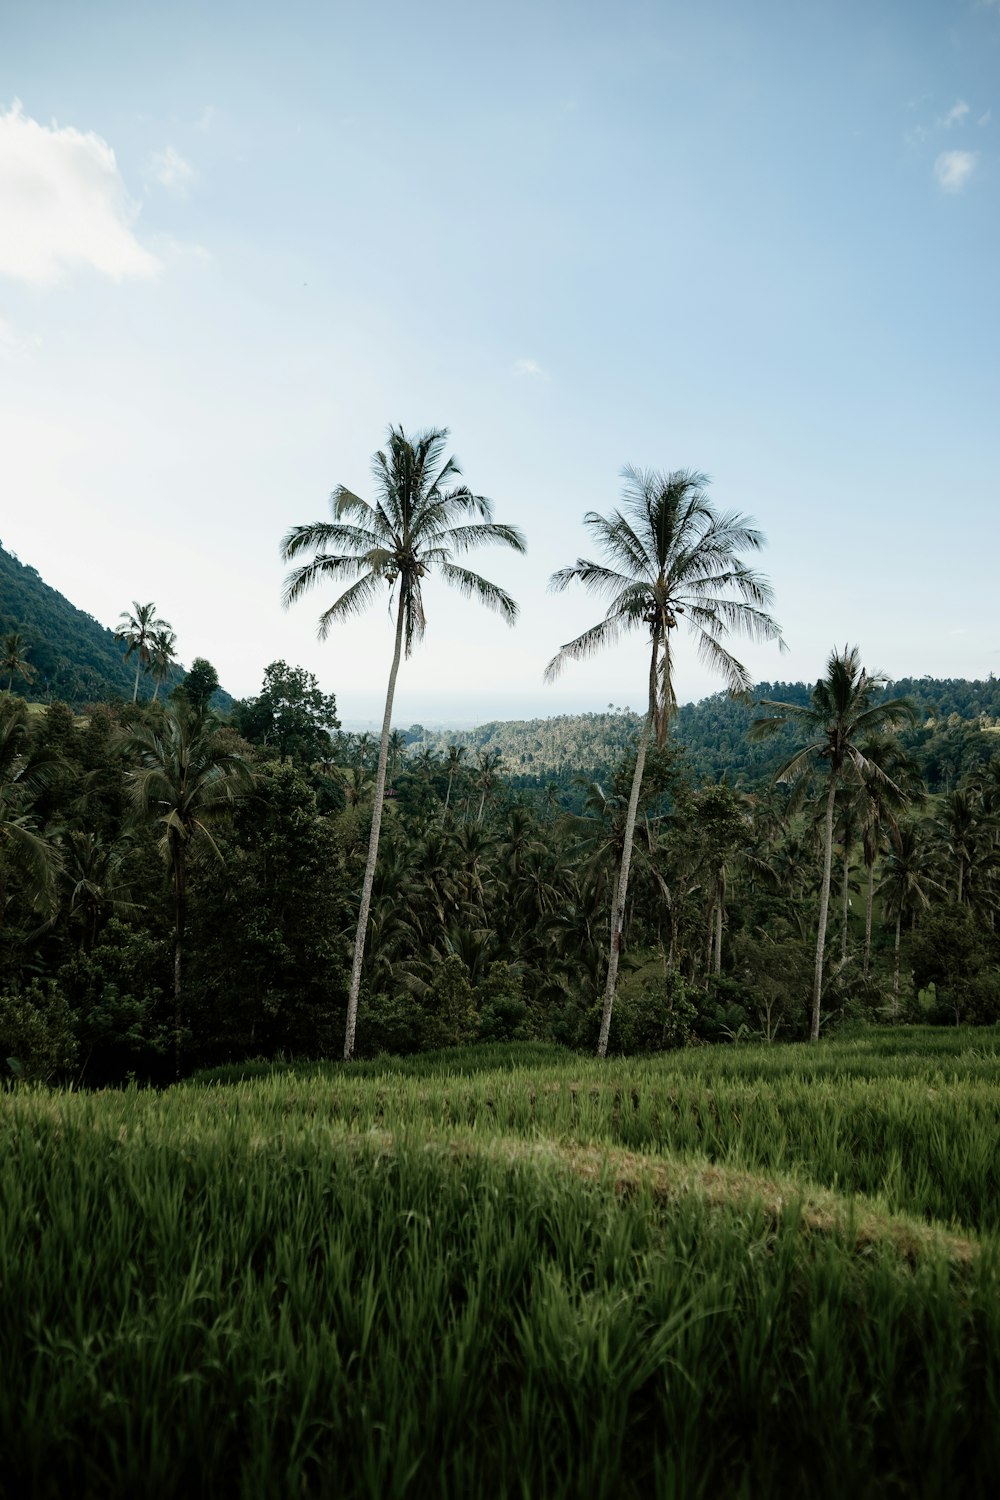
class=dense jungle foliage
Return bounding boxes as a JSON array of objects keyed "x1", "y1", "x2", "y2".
[{"x1": 3, "y1": 645, "x2": 1000, "y2": 1083}]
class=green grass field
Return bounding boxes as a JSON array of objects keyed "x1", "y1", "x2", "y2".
[{"x1": 4, "y1": 1029, "x2": 1000, "y2": 1497}]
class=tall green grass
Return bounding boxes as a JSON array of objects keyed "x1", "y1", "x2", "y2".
[{"x1": 3, "y1": 1030, "x2": 1000, "y2": 1497}]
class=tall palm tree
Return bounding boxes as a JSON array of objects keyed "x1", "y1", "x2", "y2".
[
  {"x1": 933, "y1": 786, "x2": 987, "y2": 907},
  {"x1": 443, "y1": 744, "x2": 467, "y2": 814},
  {"x1": 546, "y1": 467, "x2": 783, "y2": 1057},
  {"x1": 1, "y1": 632, "x2": 36, "y2": 695},
  {"x1": 148, "y1": 627, "x2": 178, "y2": 702},
  {"x1": 281, "y1": 424, "x2": 525, "y2": 1060},
  {"x1": 474, "y1": 747, "x2": 504, "y2": 823},
  {"x1": 115, "y1": 602, "x2": 171, "y2": 703},
  {"x1": 387, "y1": 729, "x2": 407, "y2": 779},
  {"x1": 752, "y1": 647, "x2": 913, "y2": 1041},
  {"x1": 123, "y1": 704, "x2": 254, "y2": 1075},
  {"x1": 877, "y1": 820, "x2": 941, "y2": 1003},
  {"x1": 856, "y1": 735, "x2": 922, "y2": 978}
]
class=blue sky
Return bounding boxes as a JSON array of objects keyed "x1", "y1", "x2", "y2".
[{"x1": 1, "y1": 0, "x2": 998, "y2": 725}]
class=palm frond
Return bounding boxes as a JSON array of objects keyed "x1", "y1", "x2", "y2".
[
  {"x1": 691, "y1": 626, "x2": 753, "y2": 696},
  {"x1": 438, "y1": 563, "x2": 519, "y2": 623},
  {"x1": 439, "y1": 522, "x2": 527, "y2": 556},
  {"x1": 281, "y1": 553, "x2": 372, "y2": 610},
  {"x1": 280, "y1": 520, "x2": 379, "y2": 561},
  {"x1": 548, "y1": 560, "x2": 637, "y2": 599},
  {"x1": 317, "y1": 572, "x2": 384, "y2": 639},
  {"x1": 544, "y1": 616, "x2": 625, "y2": 681}
]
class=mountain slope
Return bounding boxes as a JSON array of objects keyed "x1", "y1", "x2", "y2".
[{"x1": 0, "y1": 542, "x2": 229, "y2": 709}]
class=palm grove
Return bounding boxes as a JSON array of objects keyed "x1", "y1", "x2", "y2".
[{"x1": 2, "y1": 425, "x2": 1000, "y2": 1080}]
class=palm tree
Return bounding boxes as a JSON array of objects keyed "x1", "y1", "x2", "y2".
[
  {"x1": 387, "y1": 729, "x2": 407, "y2": 780},
  {"x1": 148, "y1": 627, "x2": 178, "y2": 702},
  {"x1": 281, "y1": 424, "x2": 525, "y2": 1060},
  {"x1": 546, "y1": 467, "x2": 783, "y2": 1056},
  {"x1": 752, "y1": 647, "x2": 914, "y2": 1041},
  {"x1": 0, "y1": 699, "x2": 61, "y2": 926},
  {"x1": 856, "y1": 736, "x2": 922, "y2": 978},
  {"x1": 62, "y1": 830, "x2": 137, "y2": 953},
  {"x1": 1, "y1": 632, "x2": 36, "y2": 695},
  {"x1": 933, "y1": 787, "x2": 986, "y2": 907},
  {"x1": 474, "y1": 747, "x2": 504, "y2": 823},
  {"x1": 115, "y1": 602, "x2": 171, "y2": 703},
  {"x1": 123, "y1": 703, "x2": 254, "y2": 1075},
  {"x1": 877, "y1": 820, "x2": 941, "y2": 1003},
  {"x1": 443, "y1": 744, "x2": 467, "y2": 814}
]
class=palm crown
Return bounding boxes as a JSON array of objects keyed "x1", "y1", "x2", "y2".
[
  {"x1": 545, "y1": 467, "x2": 784, "y2": 745},
  {"x1": 752, "y1": 646, "x2": 915, "y2": 785},
  {"x1": 281, "y1": 426, "x2": 526, "y2": 653}
]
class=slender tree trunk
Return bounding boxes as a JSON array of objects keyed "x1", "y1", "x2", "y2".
[
  {"x1": 841, "y1": 844, "x2": 850, "y2": 963},
  {"x1": 893, "y1": 910, "x2": 901, "y2": 1013},
  {"x1": 714, "y1": 896, "x2": 723, "y2": 977},
  {"x1": 863, "y1": 858, "x2": 875, "y2": 979},
  {"x1": 343, "y1": 597, "x2": 406, "y2": 1061},
  {"x1": 957, "y1": 859, "x2": 965, "y2": 905},
  {"x1": 173, "y1": 847, "x2": 185, "y2": 1080},
  {"x1": 133, "y1": 656, "x2": 141, "y2": 703},
  {"x1": 596, "y1": 644, "x2": 658, "y2": 1058},
  {"x1": 811, "y1": 768, "x2": 839, "y2": 1042}
]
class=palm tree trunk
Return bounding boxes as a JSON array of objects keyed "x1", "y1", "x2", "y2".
[
  {"x1": 133, "y1": 656, "x2": 141, "y2": 703},
  {"x1": 893, "y1": 910, "x2": 901, "y2": 1006},
  {"x1": 841, "y1": 844, "x2": 850, "y2": 963},
  {"x1": 596, "y1": 644, "x2": 657, "y2": 1058},
  {"x1": 714, "y1": 896, "x2": 723, "y2": 977},
  {"x1": 173, "y1": 846, "x2": 185, "y2": 1080},
  {"x1": 863, "y1": 858, "x2": 875, "y2": 979},
  {"x1": 704, "y1": 903, "x2": 714, "y2": 978},
  {"x1": 811, "y1": 769, "x2": 839, "y2": 1042},
  {"x1": 343, "y1": 596, "x2": 406, "y2": 1061}
]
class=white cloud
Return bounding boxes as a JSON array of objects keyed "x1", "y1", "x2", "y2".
[
  {"x1": 979, "y1": 108, "x2": 992, "y2": 126},
  {"x1": 147, "y1": 145, "x2": 196, "y2": 197},
  {"x1": 0, "y1": 100, "x2": 160, "y2": 285},
  {"x1": 0, "y1": 315, "x2": 16, "y2": 352},
  {"x1": 934, "y1": 150, "x2": 978, "y2": 191},
  {"x1": 513, "y1": 358, "x2": 548, "y2": 379},
  {"x1": 939, "y1": 100, "x2": 970, "y2": 128}
]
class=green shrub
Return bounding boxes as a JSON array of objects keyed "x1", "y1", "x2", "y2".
[
  {"x1": 0, "y1": 979, "x2": 77, "y2": 1082},
  {"x1": 475, "y1": 963, "x2": 538, "y2": 1043},
  {"x1": 421, "y1": 954, "x2": 477, "y2": 1050}
]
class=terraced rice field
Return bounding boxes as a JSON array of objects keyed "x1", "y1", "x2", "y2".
[{"x1": 3, "y1": 1028, "x2": 1000, "y2": 1497}]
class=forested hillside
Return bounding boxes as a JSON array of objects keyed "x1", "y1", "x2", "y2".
[
  {"x1": 417, "y1": 674, "x2": 1000, "y2": 796},
  {"x1": 0, "y1": 542, "x2": 230, "y2": 708}
]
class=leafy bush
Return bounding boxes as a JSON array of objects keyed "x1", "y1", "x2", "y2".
[
  {"x1": 475, "y1": 963, "x2": 538, "y2": 1044},
  {"x1": 0, "y1": 979, "x2": 77, "y2": 1082},
  {"x1": 420, "y1": 955, "x2": 477, "y2": 1050},
  {"x1": 584, "y1": 973, "x2": 697, "y2": 1054}
]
